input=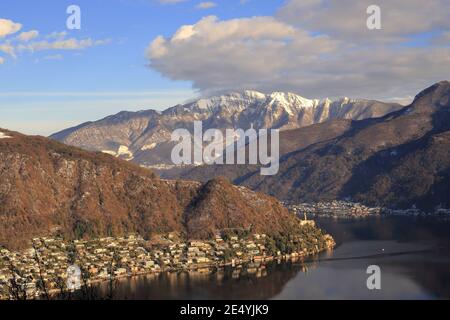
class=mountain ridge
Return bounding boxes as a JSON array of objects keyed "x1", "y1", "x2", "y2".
[
  {"x1": 174, "y1": 81, "x2": 450, "y2": 210},
  {"x1": 50, "y1": 90, "x2": 402, "y2": 167},
  {"x1": 0, "y1": 128, "x2": 307, "y2": 250}
]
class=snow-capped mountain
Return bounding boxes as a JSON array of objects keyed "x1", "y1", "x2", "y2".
[
  {"x1": 50, "y1": 90, "x2": 403, "y2": 167},
  {"x1": 170, "y1": 81, "x2": 450, "y2": 211}
]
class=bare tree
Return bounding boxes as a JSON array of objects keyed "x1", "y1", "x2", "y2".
[
  {"x1": 106, "y1": 249, "x2": 119, "y2": 300},
  {"x1": 5, "y1": 257, "x2": 27, "y2": 300},
  {"x1": 32, "y1": 242, "x2": 50, "y2": 300}
]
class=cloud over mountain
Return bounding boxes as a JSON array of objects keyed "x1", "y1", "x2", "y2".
[
  {"x1": 279, "y1": 0, "x2": 450, "y2": 42},
  {"x1": 146, "y1": 2, "x2": 450, "y2": 101},
  {"x1": 147, "y1": 15, "x2": 337, "y2": 96}
]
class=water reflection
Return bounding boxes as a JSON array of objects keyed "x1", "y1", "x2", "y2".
[
  {"x1": 99, "y1": 261, "x2": 308, "y2": 300},
  {"x1": 101, "y1": 217, "x2": 450, "y2": 300}
]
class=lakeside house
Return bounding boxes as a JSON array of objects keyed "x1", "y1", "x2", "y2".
[{"x1": 0, "y1": 229, "x2": 334, "y2": 300}]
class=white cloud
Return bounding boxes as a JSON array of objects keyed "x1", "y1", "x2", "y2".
[
  {"x1": 278, "y1": 0, "x2": 450, "y2": 43},
  {"x1": 46, "y1": 31, "x2": 68, "y2": 40},
  {"x1": 0, "y1": 19, "x2": 110, "y2": 65},
  {"x1": 17, "y1": 30, "x2": 39, "y2": 42},
  {"x1": 196, "y1": 2, "x2": 217, "y2": 9},
  {"x1": 145, "y1": 15, "x2": 335, "y2": 96},
  {"x1": 146, "y1": 4, "x2": 450, "y2": 101},
  {"x1": 0, "y1": 57, "x2": 4, "y2": 64},
  {"x1": 18, "y1": 38, "x2": 110, "y2": 52},
  {"x1": 0, "y1": 19, "x2": 22, "y2": 38},
  {"x1": 0, "y1": 42, "x2": 15, "y2": 57}
]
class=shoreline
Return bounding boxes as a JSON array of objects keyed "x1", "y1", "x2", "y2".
[
  {"x1": 286, "y1": 201, "x2": 450, "y2": 220},
  {"x1": 305, "y1": 212, "x2": 450, "y2": 220},
  {"x1": 47, "y1": 243, "x2": 335, "y2": 299},
  {"x1": 1, "y1": 230, "x2": 335, "y2": 300}
]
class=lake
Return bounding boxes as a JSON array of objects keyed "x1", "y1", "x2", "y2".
[{"x1": 101, "y1": 217, "x2": 450, "y2": 300}]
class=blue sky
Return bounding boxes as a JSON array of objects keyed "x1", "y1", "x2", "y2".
[
  {"x1": 0, "y1": 0, "x2": 283, "y2": 134},
  {"x1": 1, "y1": 0, "x2": 449, "y2": 135}
]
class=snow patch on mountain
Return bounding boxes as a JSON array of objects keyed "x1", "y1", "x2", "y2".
[
  {"x1": 0, "y1": 132, "x2": 12, "y2": 139},
  {"x1": 51, "y1": 89, "x2": 403, "y2": 167},
  {"x1": 101, "y1": 150, "x2": 117, "y2": 156},
  {"x1": 141, "y1": 143, "x2": 158, "y2": 151},
  {"x1": 117, "y1": 145, "x2": 134, "y2": 159}
]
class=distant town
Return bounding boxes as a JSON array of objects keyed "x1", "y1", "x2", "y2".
[{"x1": 286, "y1": 201, "x2": 450, "y2": 219}]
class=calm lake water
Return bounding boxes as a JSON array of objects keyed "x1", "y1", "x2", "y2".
[{"x1": 103, "y1": 217, "x2": 450, "y2": 300}]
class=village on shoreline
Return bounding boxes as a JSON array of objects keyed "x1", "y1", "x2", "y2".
[
  {"x1": 0, "y1": 224, "x2": 335, "y2": 300},
  {"x1": 3, "y1": 198, "x2": 450, "y2": 300},
  {"x1": 286, "y1": 201, "x2": 450, "y2": 219}
]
